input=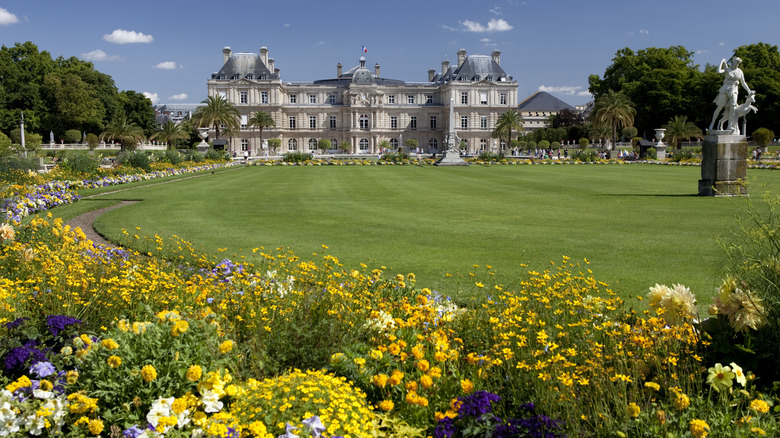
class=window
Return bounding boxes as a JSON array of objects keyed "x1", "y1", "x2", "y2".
[
  {"x1": 426, "y1": 94, "x2": 433, "y2": 104},
  {"x1": 329, "y1": 116, "x2": 336, "y2": 129},
  {"x1": 500, "y1": 93, "x2": 507, "y2": 105},
  {"x1": 389, "y1": 138, "x2": 398, "y2": 149},
  {"x1": 430, "y1": 116, "x2": 437, "y2": 129},
  {"x1": 461, "y1": 115, "x2": 468, "y2": 129},
  {"x1": 289, "y1": 94, "x2": 297, "y2": 103},
  {"x1": 429, "y1": 138, "x2": 438, "y2": 150},
  {"x1": 500, "y1": 139, "x2": 506, "y2": 149},
  {"x1": 359, "y1": 114, "x2": 369, "y2": 129},
  {"x1": 260, "y1": 74, "x2": 267, "y2": 80},
  {"x1": 288, "y1": 139, "x2": 298, "y2": 151},
  {"x1": 309, "y1": 116, "x2": 316, "y2": 129},
  {"x1": 480, "y1": 116, "x2": 488, "y2": 129},
  {"x1": 359, "y1": 139, "x2": 369, "y2": 151},
  {"x1": 390, "y1": 116, "x2": 397, "y2": 129},
  {"x1": 480, "y1": 139, "x2": 487, "y2": 151},
  {"x1": 240, "y1": 91, "x2": 248, "y2": 104},
  {"x1": 241, "y1": 114, "x2": 248, "y2": 128},
  {"x1": 331, "y1": 139, "x2": 338, "y2": 150},
  {"x1": 308, "y1": 138, "x2": 318, "y2": 150},
  {"x1": 480, "y1": 92, "x2": 488, "y2": 105},
  {"x1": 410, "y1": 116, "x2": 417, "y2": 130},
  {"x1": 261, "y1": 91, "x2": 268, "y2": 104},
  {"x1": 289, "y1": 116, "x2": 296, "y2": 129},
  {"x1": 309, "y1": 94, "x2": 317, "y2": 104},
  {"x1": 461, "y1": 92, "x2": 468, "y2": 104},
  {"x1": 388, "y1": 95, "x2": 395, "y2": 104},
  {"x1": 241, "y1": 139, "x2": 249, "y2": 152},
  {"x1": 328, "y1": 94, "x2": 336, "y2": 104},
  {"x1": 407, "y1": 95, "x2": 415, "y2": 104},
  {"x1": 218, "y1": 90, "x2": 227, "y2": 100}
]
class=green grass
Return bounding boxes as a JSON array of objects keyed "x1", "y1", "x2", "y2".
[{"x1": 50, "y1": 163, "x2": 780, "y2": 306}]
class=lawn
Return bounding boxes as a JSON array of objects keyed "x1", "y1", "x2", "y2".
[{"x1": 56, "y1": 163, "x2": 780, "y2": 305}]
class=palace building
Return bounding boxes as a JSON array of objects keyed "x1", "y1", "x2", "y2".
[{"x1": 206, "y1": 46, "x2": 518, "y2": 155}]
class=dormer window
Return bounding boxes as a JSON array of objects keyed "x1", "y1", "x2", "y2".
[
  {"x1": 232, "y1": 73, "x2": 240, "y2": 80},
  {"x1": 246, "y1": 73, "x2": 254, "y2": 80}
]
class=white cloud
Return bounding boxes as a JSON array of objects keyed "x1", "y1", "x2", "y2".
[
  {"x1": 460, "y1": 18, "x2": 513, "y2": 33},
  {"x1": 283, "y1": 23, "x2": 290, "y2": 27},
  {"x1": 81, "y1": 49, "x2": 122, "y2": 62},
  {"x1": 143, "y1": 92, "x2": 159, "y2": 104},
  {"x1": 539, "y1": 85, "x2": 582, "y2": 96},
  {"x1": 480, "y1": 38, "x2": 491, "y2": 43},
  {"x1": 719, "y1": 41, "x2": 725, "y2": 46},
  {"x1": 696, "y1": 49, "x2": 710, "y2": 55},
  {"x1": 154, "y1": 61, "x2": 178, "y2": 70},
  {"x1": 0, "y1": 7, "x2": 19, "y2": 25},
  {"x1": 317, "y1": 41, "x2": 327, "y2": 46},
  {"x1": 639, "y1": 29, "x2": 649, "y2": 34},
  {"x1": 168, "y1": 93, "x2": 189, "y2": 101},
  {"x1": 489, "y1": 6, "x2": 503, "y2": 15},
  {"x1": 441, "y1": 24, "x2": 457, "y2": 31},
  {"x1": 103, "y1": 29, "x2": 154, "y2": 44},
  {"x1": 577, "y1": 91, "x2": 592, "y2": 97}
]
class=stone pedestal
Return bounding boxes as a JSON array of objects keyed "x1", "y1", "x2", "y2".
[
  {"x1": 698, "y1": 133, "x2": 748, "y2": 196},
  {"x1": 435, "y1": 149, "x2": 469, "y2": 166}
]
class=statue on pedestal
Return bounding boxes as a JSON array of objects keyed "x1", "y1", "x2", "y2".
[{"x1": 708, "y1": 57, "x2": 754, "y2": 134}]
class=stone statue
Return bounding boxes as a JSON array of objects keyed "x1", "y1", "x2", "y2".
[{"x1": 709, "y1": 57, "x2": 753, "y2": 133}]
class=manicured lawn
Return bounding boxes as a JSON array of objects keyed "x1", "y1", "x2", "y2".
[{"x1": 57, "y1": 163, "x2": 780, "y2": 305}]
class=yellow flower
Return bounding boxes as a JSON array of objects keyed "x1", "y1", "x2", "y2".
[
  {"x1": 749, "y1": 399, "x2": 770, "y2": 414},
  {"x1": 751, "y1": 427, "x2": 767, "y2": 435},
  {"x1": 171, "y1": 320, "x2": 189, "y2": 337},
  {"x1": 707, "y1": 363, "x2": 735, "y2": 392},
  {"x1": 39, "y1": 380, "x2": 53, "y2": 391},
  {"x1": 0, "y1": 223, "x2": 15, "y2": 241},
  {"x1": 66, "y1": 370, "x2": 79, "y2": 385},
  {"x1": 420, "y1": 375, "x2": 433, "y2": 389},
  {"x1": 141, "y1": 364, "x2": 157, "y2": 382},
  {"x1": 372, "y1": 374, "x2": 388, "y2": 388},
  {"x1": 655, "y1": 410, "x2": 666, "y2": 425},
  {"x1": 378, "y1": 400, "x2": 394, "y2": 411},
  {"x1": 369, "y1": 349, "x2": 383, "y2": 360},
  {"x1": 627, "y1": 402, "x2": 640, "y2": 418},
  {"x1": 644, "y1": 381, "x2": 660, "y2": 391},
  {"x1": 673, "y1": 392, "x2": 690, "y2": 411},
  {"x1": 107, "y1": 355, "x2": 122, "y2": 368},
  {"x1": 88, "y1": 419, "x2": 104, "y2": 436},
  {"x1": 416, "y1": 359, "x2": 430, "y2": 372},
  {"x1": 219, "y1": 340, "x2": 234, "y2": 353},
  {"x1": 689, "y1": 419, "x2": 710, "y2": 438},
  {"x1": 101, "y1": 339, "x2": 119, "y2": 350},
  {"x1": 186, "y1": 365, "x2": 203, "y2": 382},
  {"x1": 389, "y1": 370, "x2": 404, "y2": 386},
  {"x1": 461, "y1": 379, "x2": 474, "y2": 394}
]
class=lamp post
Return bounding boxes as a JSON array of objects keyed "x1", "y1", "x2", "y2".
[{"x1": 20, "y1": 111, "x2": 26, "y2": 157}]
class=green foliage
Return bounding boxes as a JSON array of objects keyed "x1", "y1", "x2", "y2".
[
  {"x1": 527, "y1": 141, "x2": 537, "y2": 149},
  {"x1": 56, "y1": 150, "x2": 99, "y2": 176},
  {"x1": 85, "y1": 133, "x2": 98, "y2": 149},
  {"x1": 645, "y1": 147, "x2": 657, "y2": 159},
  {"x1": 101, "y1": 117, "x2": 144, "y2": 152},
  {"x1": 339, "y1": 141, "x2": 351, "y2": 153},
  {"x1": 663, "y1": 115, "x2": 703, "y2": 149},
  {"x1": 668, "y1": 149, "x2": 696, "y2": 162},
  {"x1": 64, "y1": 129, "x2": 82, "y2": 143},
  {"x1": 118, "y1": 90, "x2": 156, "y2": 137},
  {"x1": 622, "y1": 126, "x2": 638, "y2": 140},
  {"x1": 267, "y1": 138, "x2": 282, "y2": 153},
  {"x1": 551, "y1": 141, "x2": 561, "y2": 149},
  {"x1": 282, "y1": 152, "x2": 313, "y2": 163},
  {"x1": 160, "y1": 149, "x2": 183, "y2": 165},
  {"x1": 477, "y1": 151, "x2": 504, "y2": 162},
  {"x1": 206, "y1": 149, "x2": 229, "y2": 161},
  {"x1": 381, "y1": 151, "x2": 410, "y2": 162},
  {"x1": 579, "y1": 138, "x2": 590, "y2": 150},
  {"x1": 182, "y1": 149, "x2": 205, "y2": 163},
  {"x1": 575, "y1": 150, "x2": 598, "y2": 161},
  {"x1": 591, "y1": 89, "x2": 635, "y2": 150},
  {"x1": 192, "y1": 95, "x2": 239, "y2": 140},
  {"x1": 404, "y1": 139, "x2": 418, "y2": 150},
  {"x1": 492, "y1": 110, "x2": 523, "y2": 145},
  {"x1": 318, "y1": 138, "x2": 332, "y2": 152},
  {"x1": 752, "y1": 127, "x2": 774, "y2": 147},
  {"x1": 538, "y1": 140, "x2": 550, "y2": 149},
  {"x1": 151, "y1": 121, "x2": 188, "y2": 148},
  {"x1": 734, "y1": 43, "x2": 780, "y2": 133},
  {"x1": 0, "y1": 156, "x2": 39, "y2": 174},
  {"x1": 118, "y1": 150, "x2": 151, "y2": 171}
]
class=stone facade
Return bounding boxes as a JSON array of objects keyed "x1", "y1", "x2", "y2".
[{"x1": 207, "y1": 47, "x2": 518, "y2": 155}]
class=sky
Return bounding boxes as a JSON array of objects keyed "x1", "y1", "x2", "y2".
[{"x1": 1, "y1": 0, "x2": 779, "y2": 108}]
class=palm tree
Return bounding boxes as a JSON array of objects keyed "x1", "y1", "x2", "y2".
[
  {"x1": 150, "y1": 121, "x2": 187, "y2": 149},
  {"x1": 247, "y1": 111, "x2": 276, "y2": 150},
  {"x1": 192, "y1": 95, "x2": 240, "y2": 140},
  {"x1": 591, "y1": 90, "x2": 635, "y2": 152},
  {"x1": 492, "y1": 110, "x2": 523, "y2": 149},
  {"x1": 101, "y1": 117, "x2": 145, "y2": 152},
  {"x1": 662, "y1": 115, "x2": 702, "y2": 149}
]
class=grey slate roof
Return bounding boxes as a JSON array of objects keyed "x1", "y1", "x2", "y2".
[
  {"x1": 433, "y1": 55, "x2": 512, "y2": 83},
  {"x1": 212, "y1": 53, "x2": 278, "y2": 80},
  {"x1": 518, "y1": 91, "x2": 574, "y2": 111},
  {"x1": 313, "y1": 55, "x2": 405, "y2": 86}
]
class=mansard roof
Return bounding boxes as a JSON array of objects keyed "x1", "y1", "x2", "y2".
[
  {"x1": 433, "y1": 55, "x2": 513, "y2": 83},
  {"x1": 518, "y1": 91, "x2": 574, "y2": 111},
  {"x1": 212, "y1": 52, "x2": 277, "y2": 80}
]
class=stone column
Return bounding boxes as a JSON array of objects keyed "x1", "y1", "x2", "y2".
[{"x1": 698, "y1": 133, "x2": 748, "y2": 196}]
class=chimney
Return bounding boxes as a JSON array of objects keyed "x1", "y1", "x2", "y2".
[
  {"x1": 222, "y1": 46, "x2": 232, "y2": 64},
  {"x1": 457, "y1": 49, "x2": 467, "y2": 68},
  {"x1": 274, "y1": 68, "x2": 280, "y2": 78},
  {"x1": 337, "y1": 62, "x2": 343, "y2": 77},
  {"x1": 428, "y1": 69, "x2": 436, "y2": 82},
  {"x1": 492, "y1": 50, "x2": 501, "y2": 66},
  {"x1": 374, "y1": 63, "x2": 381, "y2": 77},
  {"x1": 260, "y1": 47, "x2": 268, "y2": 65},
  {"x1": 268, "y1": 58, "x2": 275, "y2": 74},
  {"x1": 442, "y1": 60, "x2": 450, "y2": 76}
]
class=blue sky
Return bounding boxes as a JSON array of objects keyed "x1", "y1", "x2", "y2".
[{"x1": 1, "y1": 0, "x2": 778, "y2": 107}]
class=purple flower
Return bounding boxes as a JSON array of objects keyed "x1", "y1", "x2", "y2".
[
  {"x1": 123, "y1": 425, "x2": 145, "y2": 438},
  {"x1": 4, "y1": 345, "x2": 46, "y2": 372},
  {"x1": 30, "y1": 361, "x2": 56, "y2": 378},
  {"x1": 5, "y1": 317, "x2": 28, "y2": 330},
  {"x1": 433, "y1": 417, "x2": 456, "y2": 438},
  {"x1": 457, "y1": 391, "x2": 502, "y2": 418},
  {"x1": 46, "y1": 315, "x2": 82, "y2": 337}
]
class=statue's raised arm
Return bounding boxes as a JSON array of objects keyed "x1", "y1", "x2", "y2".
[{"x1": 709, "y1": 57, "x2": 753, "y2": 133}]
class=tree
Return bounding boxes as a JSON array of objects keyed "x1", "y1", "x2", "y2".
[
  {"x1": 591, "y1": 90, "x2": 635, "y2": 151},
  {"x1": 247, "y1": 111, "x2": 276, "y2": 147},
  {"x1": 101, "y1": 117, "x2": 145, "y2": 152},
  {"x1": 621, "y1": 126, "x2": 638, "y2": 141},
  {"x1": 662, "y1": 115, "x2": 703, "y2": 149},
  {"x1": 733, "y1": 43, "x2": 780, "y2": 134},
  {"x1": 551, "y1": 108, "x2": 584, "y2": 128},
  {"x1": 492, "y1": 110, "x2": 523, "y2": 147},
  {"x1": 404, "y1": 139, "x2": 418, "y2": 152},
  {"x1": 192, "y1": 95, "x2": 239, "y2": 140},
  {"x1": 752, "y1": 127, "x2": 774, "y2": 150},
  {"x1": 267, "y1": 138, "x2": 282, "y2": 155},
  {"x1": 119, "y1": 91, "x2": 156, "y2": 137},
  {"x1": 318, "y1": 138, "x2": 332, "y2": 154},
  {"x1": 151, "y1": 121, "x2": 188, "y2": 149},
  {"x1": 339, "y1": 141, "x2": 351, "y2": 153}
]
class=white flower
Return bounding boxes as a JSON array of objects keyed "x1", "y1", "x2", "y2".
[
  {"x1": 146, "y1": 397, "x2": 174, "y2": 427},
  {"x1": 0, "y1": 417, "x2": 20, "y2": 437},
  {"x1": 25, "y1": 412, "x2": 47, "y2": 436},
  {"x1": 730, "y1": 362, "x2": 747, "y2": 387},
  {"x1": 0, "y1": 401, "x2": 16, "y2": 423},
  {"x1": 32, "y1": 389, "x2": 54, "y2": 400},
  {"x1": 201, "y1": 390, "x2": 223, "y2": 413}
]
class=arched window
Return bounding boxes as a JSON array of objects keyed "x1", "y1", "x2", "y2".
[
  {"x1": 389, "y1": 138, "x2": 398, "y2": 149},
  {"x1": 359, "y1": 114, "x2": 369, "y2": 129},
  {"x1": 288, "y1": 138, "x2": 298, "y2": 151},
  {"x1": 308, "y1": 138, "x2": 318, "y2": 150},
  {"x1": 428, "y1": 138, "x2": 438, "y2": 150},
  {"x1": 359, "y1": 139, "x2": 369, "y2": 151},
  {"x1": 331, "y1": 139, "x2": 338, "y2": 150},
  {"x1": 480, "y1": 139, "x2": 487, "y2": 151}
]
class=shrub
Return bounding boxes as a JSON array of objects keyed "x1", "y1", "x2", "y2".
[
  {"x1": 206, "y1": 149, "x2": 229, "y2": 161},
  {"x1": 55, "y1": 150, "x2": 100, "y2": 176},
  {"x1": 118, "y1": 150, "x2": 151, "y2": 171},
  {"x1": 752, "y1": 127, "x2": 774, "y2": 148},
  {"x1": 0, "y1": 156, "x2": 38, "y2": 175},
  {"x1": 645, "y1": 147, "x2": 657, "y2": 160},
  {"x1": 575, "y1": 150, "x2": 598, "y2": 162},
  {"x1": 381, "y1": 151, "x2": 410, "y2": 162},
  {"x1": 579, "y1": 137, "x2": 589, "y2": 151},
  {"x1": 64, "y1": 129, "x2": 82, "y2": 144},
  {"x1": 86, "y1": 133, "x2": 99, "y2": 149},
  {"x1": 669, "y1": 149, "x2": 695, "y2": 162},
  {"x1": 477, "y1": 151, "x2": 503, "y2": 162},
  {"x1": 282, "y1": 152, "x2": 313, "y2": 163},
  {"x1": 538, "y1": 140, "x2": 550, "y2": 149}
]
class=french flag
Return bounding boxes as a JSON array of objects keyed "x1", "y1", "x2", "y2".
[{"x1": 362, "y1": 45, "x2": 368, "y2": 53}]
